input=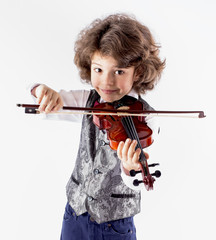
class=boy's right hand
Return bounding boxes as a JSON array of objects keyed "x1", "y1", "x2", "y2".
[{"x1": 32, "y1": 84, "x2": 63, "y2": 113}]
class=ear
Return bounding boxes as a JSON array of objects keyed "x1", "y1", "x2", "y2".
[{"x1": 133, "y1": 72, "x2": 140, "y2": 82}]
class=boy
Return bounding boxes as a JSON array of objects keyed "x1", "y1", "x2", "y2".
[{"x1": 31, "y1": 13, "x2": 165, "y2": 240}]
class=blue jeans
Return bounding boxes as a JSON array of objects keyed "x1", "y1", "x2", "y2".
[{"x1": 60, "y1": 202, "x2": 137, "y2": 240}]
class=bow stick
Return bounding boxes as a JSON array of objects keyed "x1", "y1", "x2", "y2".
[{"x1": 17, "y1": 104, "x2": 206, "y2": 118}]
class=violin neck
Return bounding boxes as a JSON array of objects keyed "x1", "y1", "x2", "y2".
[{"x1": 121, "y1": 116, "x2": 140, "y2": 143}]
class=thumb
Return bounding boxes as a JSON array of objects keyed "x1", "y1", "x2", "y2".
[{"x1": 144, "y1": 152, "x2": 149, "y2": 159}]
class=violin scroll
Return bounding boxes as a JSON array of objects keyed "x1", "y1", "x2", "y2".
[{"x1": 130, "y1": 163, "x2": 161, "y2": 189}]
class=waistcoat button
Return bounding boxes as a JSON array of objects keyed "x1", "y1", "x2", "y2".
[
  {"x1": 88, "y1": 196, "x2": 93, "y2": 202},
  {"x1": 99, "y1": 140, "x2": 107, "y2": 146},
  {"x1": 94, "y1": 169, "x2": 99, "y2": 175}
]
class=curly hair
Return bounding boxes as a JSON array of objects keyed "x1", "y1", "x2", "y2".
[{"x1": 74, "y1": 14, "x2": 165, "y2": 94}]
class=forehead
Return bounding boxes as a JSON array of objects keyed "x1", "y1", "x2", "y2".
[{"x1": 91, "y1": 51, "x2": 119, "y2": 67}]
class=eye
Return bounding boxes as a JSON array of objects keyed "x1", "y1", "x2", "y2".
[
  {"x1": 94, "y1": 68, "x2": 102, "y2": 73},
  {"x1": 114, "y1": 70, "x2": 124, "y2": 75}
]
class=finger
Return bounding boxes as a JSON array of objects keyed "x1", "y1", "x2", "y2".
[
  {"x1": 127, "y1": 140, "x2": 138, "y2": 160},
  {"x1": 52, "y1": 102, "x2": 63, "y2": 112},
  {"x1": 144, "y1": 152, "x2": 149, "y2": 160},
  {"x1": 37, "y1": 91, "x2": 45, "y2": 105},
  {"x1": 45, "y1": 100, "x2": 55, "y2": 113},
  {"x1": 36, "y1": 85, "x2": 47, "y2": 104},
  {"x1": 121, "y1": 138, "x2": 132, "y2": 161},
  {"x1": 45, "y1": 92, "x2": 63, "y2": 113},
  {"x1": 51, "y1": 96, "x2": 63, "y2": 112},
  {"x1": 39, "y1": 93, "x2": 52, "y2": 112},
  {"x1": 117, "y1": 141, "x2": 124, "y2": 160},
  {"x1": 44, "y1": 93, "x2": 59, "y2": 113},
  {"x1": 131, "y1": 148, "x2": 141, "y2": 169}
]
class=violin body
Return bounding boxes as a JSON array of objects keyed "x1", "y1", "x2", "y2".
[{"x1": 93, "y1": 100, "x2": 153, "y2": 150}]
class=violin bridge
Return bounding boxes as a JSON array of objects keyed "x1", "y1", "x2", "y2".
[
  {"x1": 116, "y1": 106, "x2": 130, "y2": 116},
  {"x1": 117, "y1": 106, "x2": 130, "y2": 111}
]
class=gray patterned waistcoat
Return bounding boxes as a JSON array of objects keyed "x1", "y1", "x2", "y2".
[{"x1": 66, "y1": 89, "x2": 153, "y2": 224}]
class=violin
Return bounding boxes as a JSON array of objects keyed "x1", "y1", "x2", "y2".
[
  {"x1": 17, "y1": 102, "x2": 205, "y2": 191},
  {"x1": 93, "y1": 96, "x2": 160, "y2": 191}
]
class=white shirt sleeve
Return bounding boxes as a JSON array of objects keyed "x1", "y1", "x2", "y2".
[
  {"x1": 28, "y1": 85, "x2": 90, "y2": 123},
  {"x1": 56, "y1": 89, "x2": 90, "y2": 122},
  {"x1": 120, "y1": 164, "x2": 144, "y2": 191},
  {"x1": 145, "y1": 115, "x2": 160, "y2": 142}
]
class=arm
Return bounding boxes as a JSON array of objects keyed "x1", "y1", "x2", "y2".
[{"x1": 30, "y1": 84, "x2": 90, "y2": 122}]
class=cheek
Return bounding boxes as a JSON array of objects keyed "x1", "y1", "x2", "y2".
[
  {"x1": 90, "y1": 72, "x2": 97, "y2": 87},
  {"x1": 91, "y1": 78, "x2": 98, "y2": 88},
  {"x1": 119, "y1": 78, "x2": 135, "y2": 91}
]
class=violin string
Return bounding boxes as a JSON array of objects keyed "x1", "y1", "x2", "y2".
[
  {"x1": 130, "y1": 119, "x2": 149, "y2": 176},
  {"x1": 123, "y1": 116, "x2": 150, "y2": 175},
  {"x1": 125, "y1": 116, "x2": 142, "y2": 149},
  {"x1": 121, "y1": 116, "x2": 135, "y2": 141},
  {"x1": 121, "y1": 116, "x2": 148, "y2": 174}
]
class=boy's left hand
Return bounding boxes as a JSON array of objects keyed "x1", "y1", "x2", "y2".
[{"x1": 117, "y1": 138, "x2": 149, "y2": 176}]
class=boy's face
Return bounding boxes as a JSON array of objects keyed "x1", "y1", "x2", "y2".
[{"x1": 91, "y1": 51, "x2": 138, "y2": 103}]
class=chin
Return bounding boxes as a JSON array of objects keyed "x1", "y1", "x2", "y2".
[
  {"x1": 102, "y1": 95, "x2": 122, "y2": 103},
  {"x1": 96, "y1": 89, "x2": 124, "y2": 103}
]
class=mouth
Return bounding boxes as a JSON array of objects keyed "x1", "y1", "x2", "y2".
[{"x1": 101, "y1": 89, "x2": 118, "y2": 94}]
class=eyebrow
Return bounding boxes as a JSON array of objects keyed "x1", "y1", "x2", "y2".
[
  {"x1": 91, "y1": 62, "x2": 102, "y2": 66},
  {"x1": 91, "y1": 62, "x2": 127, "y2": 68}
]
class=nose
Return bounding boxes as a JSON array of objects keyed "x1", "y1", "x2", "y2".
[{"x1": 102, "y1": 72, "x2": 115, "y2": 86}]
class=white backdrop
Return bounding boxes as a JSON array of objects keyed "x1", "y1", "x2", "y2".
[{"x1": 0, "y1": 1, "x2": 215, "y2": 240}]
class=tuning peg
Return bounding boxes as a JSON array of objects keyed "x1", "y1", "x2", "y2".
[
  {"x1": 151, "y1": 170, "x2": 161, "y2": 178},
  {"x1": 133, "y1": 179, "x2": 144, "y2": 186},
  {"x1": 129, "y1": 169, "x2": 142, "y2": 177},
  {"x1": 148, "y1": 163, "x2": 160, "y2": 167}
]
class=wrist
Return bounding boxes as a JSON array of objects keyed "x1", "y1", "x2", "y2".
[{"x1": 31, "y1": 84, "x2": 40, "y2": 97}]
